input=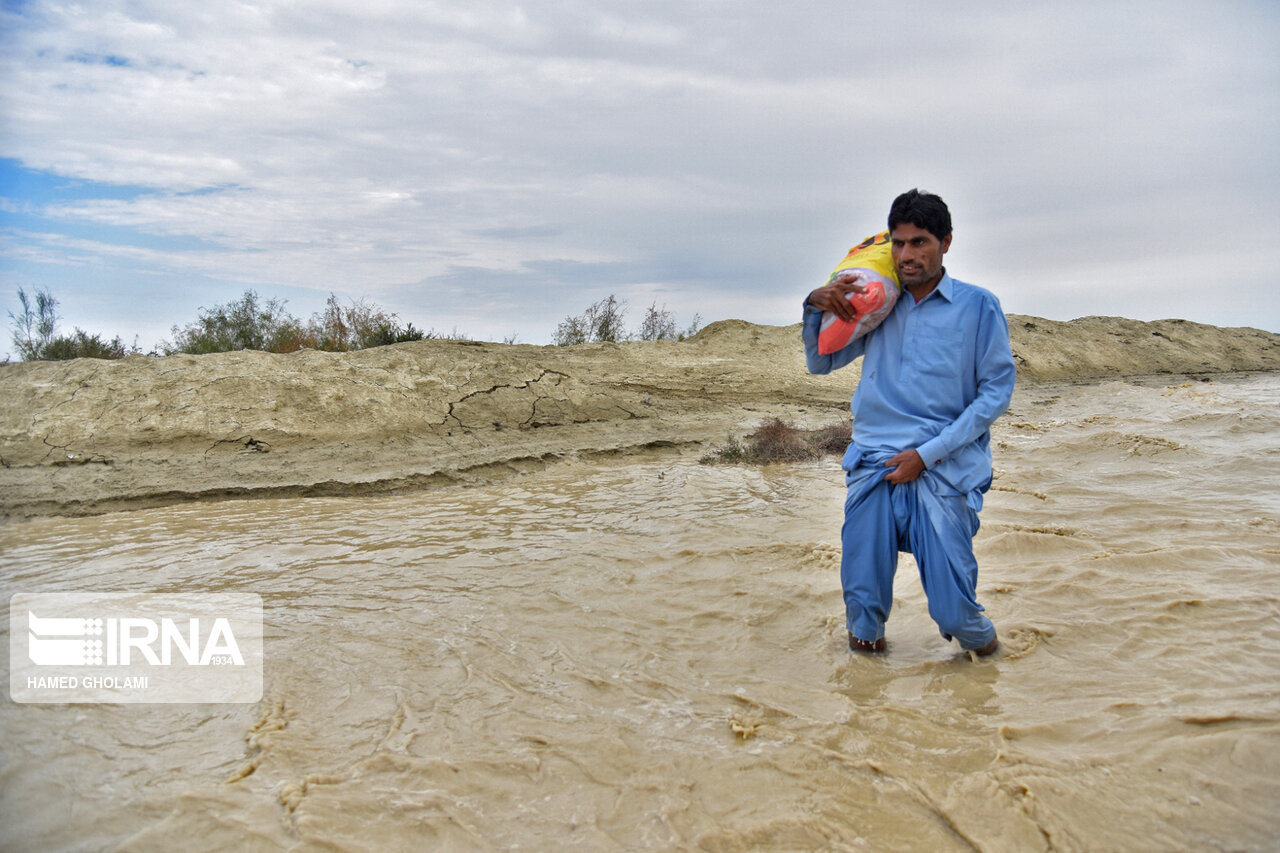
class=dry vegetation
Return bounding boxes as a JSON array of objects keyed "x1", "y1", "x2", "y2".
[{"x1": 700, "y1": 418, "x2": 850, "y2": 465}]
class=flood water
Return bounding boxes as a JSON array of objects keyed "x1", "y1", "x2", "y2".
[{"x1": 3, "y1": 374, "x2": 1279, "y2": 851}]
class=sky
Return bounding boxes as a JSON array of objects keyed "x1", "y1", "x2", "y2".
[{"x1": 2, "y1": 0, "x2": 1278, "y2": 355}]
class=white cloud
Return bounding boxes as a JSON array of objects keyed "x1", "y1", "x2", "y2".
[{"x1": 2, "y1": 0, "x2": 1278, "y2": 345}]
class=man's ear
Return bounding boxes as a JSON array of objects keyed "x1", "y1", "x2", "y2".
[{"x1": 941, "y1": 233, "x2": 953, "y2": 254}]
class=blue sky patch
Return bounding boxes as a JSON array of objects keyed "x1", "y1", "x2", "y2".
[
  {"x1": 67, "y1": 52, "x2": 131, "y2": 66},
  {"x1": 0, "y1": 159, "x2": 221, "y2": 252},
  {"x1": 0, "y1": 159, "x2": 153, "y2": 204}
]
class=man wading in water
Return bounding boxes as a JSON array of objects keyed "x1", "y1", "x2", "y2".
[{"x1": 802, "y1": 190, "x2": 1015, "y2": 656}]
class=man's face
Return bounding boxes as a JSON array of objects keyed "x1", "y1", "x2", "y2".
[{"x1": 891, "y1": 222, "x2": 951, "y2": 289}]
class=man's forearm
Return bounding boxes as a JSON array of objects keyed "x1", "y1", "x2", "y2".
[{"x1": 802, "y1": 301, "x2": 864, "y2": 375}]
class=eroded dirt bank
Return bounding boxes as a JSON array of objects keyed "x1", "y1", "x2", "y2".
[{"x1": 2, "y1": 315, "x2": 1277, "y2": 517}]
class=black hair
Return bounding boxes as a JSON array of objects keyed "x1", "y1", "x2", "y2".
[{"x1": 887, "y1": 189, "x2": 952, "y2": 241}]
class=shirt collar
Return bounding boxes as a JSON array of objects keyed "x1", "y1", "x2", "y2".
[
  {"x1": 909, "y1": 269, "x2": 954, "y2": 304},
  {"x1": 935, "y1": 269, "x2": 954, "y2": 302}
]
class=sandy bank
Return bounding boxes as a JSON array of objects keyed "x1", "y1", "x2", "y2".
[{"x1": 2, "y1": 314, "x2": 1277, "y2": 518}]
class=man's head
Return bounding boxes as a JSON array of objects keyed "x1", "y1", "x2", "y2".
[
  {"x1": 888, "y1": 189, "x2": 952, "y2": 291},
  {"x1": 887, "y1": 189, "x2": 952, "y2": 241}
]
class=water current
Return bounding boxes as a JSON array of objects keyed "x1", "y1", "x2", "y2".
[{"x1": 2, "y1": 374, "x2": 1279, "y2": 851}]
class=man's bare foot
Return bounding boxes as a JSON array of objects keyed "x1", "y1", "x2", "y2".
[
  {"x1": 971, "y1": 636, "x2": 999, "y2": 657},
  {"x1": 848, "y1": 632, "x2": 886, "y2": 654}
]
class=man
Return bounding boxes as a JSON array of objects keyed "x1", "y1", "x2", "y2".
[{"x1": 802, "y1": 189, "x2": 1015, "y2": 657}]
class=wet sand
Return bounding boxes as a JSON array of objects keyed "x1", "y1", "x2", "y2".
[{"x1": 2, "y1": 316, "x2": 1279, "y2": 851}]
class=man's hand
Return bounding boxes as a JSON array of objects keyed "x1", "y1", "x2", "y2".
[
  {"x1": 883, "y1": 449, "x2": 925, "y2": 484},
  {"x1": 806, "y1": 272, "x2": 867, "y2": 323}
]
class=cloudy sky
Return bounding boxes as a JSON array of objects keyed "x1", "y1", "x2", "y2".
[{"x1": 2, "y1": 0, "x2": 1278, "y2": 353}]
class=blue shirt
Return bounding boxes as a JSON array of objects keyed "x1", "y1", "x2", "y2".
[{"x1": 803, "y1": 271, "x2": 1016, "y2": 499}]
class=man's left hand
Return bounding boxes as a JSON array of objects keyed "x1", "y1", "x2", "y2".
[{"x1": 883, "y1": 449, "x2": 925, "y2": 484}]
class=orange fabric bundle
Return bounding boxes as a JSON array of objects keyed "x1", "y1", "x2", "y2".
[{"x1": 816, "y1": 231, "x2": 901, "y2": 355}]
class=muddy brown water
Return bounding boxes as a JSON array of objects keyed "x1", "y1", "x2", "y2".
[{"x1": 2, "y1": 374, "x2": 1279, "y2": 851}]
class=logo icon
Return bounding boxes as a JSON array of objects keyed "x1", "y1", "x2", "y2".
[
  {"x1": 10, "y1": 593, "x2": 262, "y2": 704},
  {"x1": 27, "y1": 613, "x2": 105, "y2": 666}
]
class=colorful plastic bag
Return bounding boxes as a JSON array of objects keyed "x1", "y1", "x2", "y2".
[{"x1": 816, "y1": 230, "x2": 900, "y2": 355}]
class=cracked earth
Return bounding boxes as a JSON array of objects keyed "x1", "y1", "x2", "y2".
[
  {"x1": 0, "y1": 321, "x2": 859, "y2": 517},
  {"x1": 2, "y1": 316, "x2": 1277, "y2": 518}
]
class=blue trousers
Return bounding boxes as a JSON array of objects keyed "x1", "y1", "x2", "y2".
[{"x1": 841, "y1": 462, "x2": 995, "y2": 650}]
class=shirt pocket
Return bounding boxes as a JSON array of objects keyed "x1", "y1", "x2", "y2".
[{"x1": 911, "y1": 324, "x2": 965, "y2": 379}]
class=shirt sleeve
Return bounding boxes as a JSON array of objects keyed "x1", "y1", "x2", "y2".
[
  {"x1": 915, "y1": 295, "x2": 1016, "y2": 468},
  {"x1": 802, "y1": 299, "x2": 865, "y2": 375}
]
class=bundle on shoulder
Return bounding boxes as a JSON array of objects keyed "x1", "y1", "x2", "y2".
[{"x1": 816, "y1": 230, "x2": 900, "y2": 355}]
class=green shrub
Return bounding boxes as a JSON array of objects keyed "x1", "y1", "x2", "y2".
[
  {"x1": 637, "y1": 301, "x2": 703, "y2": 342},
  {"x1": 554, "y1": 295, "x2": 628, "y2": 345},
  {"x1": 9, "y1": 287, "x2": 59, "y2": 360},
  {"x1": 556, "y1": 295, "x2": 703, "y2": 346},
  {"x1": 8, "y1": 288, "x2": 136, "y2": 360},
  {"x1": 699, "y1": 435, "x2": 748, "y2": 465},
  {"x1": 165, "y1": 290, "x2": 301, "y2": 354},
  {"x1": 309, "y1": 294, "x2": 423, "y2": 351},
  {"x1": 166, "y1": 290, "x2": 427, "y2": 355},
  {"x1": 42, "y1": 329, "x2": 137, "y2": 360},
  {"x1": 637, "y1": 300, "x2": 677, "y2": 341}
]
